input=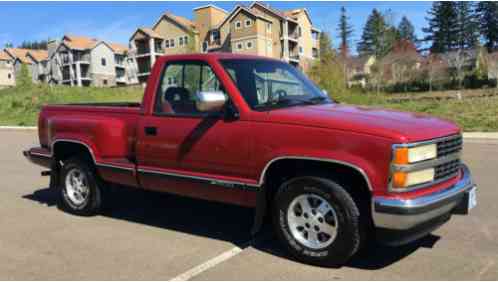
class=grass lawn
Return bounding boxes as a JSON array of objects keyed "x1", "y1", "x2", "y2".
[
  {"x1": 0, "y1": 84, "x2": 143, "y2": 126},
  {"x1": 0, "y1": 84, "x2": 497, "y2": 131}
]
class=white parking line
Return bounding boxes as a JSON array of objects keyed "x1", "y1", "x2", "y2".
[{"x1": 169, "y1": 243, "x2": 248, "y2": 281}]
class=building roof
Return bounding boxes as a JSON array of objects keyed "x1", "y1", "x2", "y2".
[
  {"x1": 152, "y1": 12, "x2": 198, "y2": 34},
  {"x1": 63, "y1": 35, "x2": 99, "y2": 50},
  {"x1": 130, "y1": 27, "x2": 164, "y2": 40},
  {"x1": 4, "y1": 48, "x2": 33, "y2": 64},
  {"x1": 108, "y1": 42, "x2": 128, "y2": 55},
  {"x1": 26, "y1": 49, "x2": 49, "y2": 62},
  {"x1": 193, "y1": 4, "x2": 229, "y2": 14},
  {"x1": 283, "y1": 8, "x2": 313, "y2": 25},
  {"x1": 250, "y1": 2, "x2": 287, "y2": 19},
  {"x1": 0, "y1": 50, "x2": 12, "y2": 61},
  {"x1": 216, "y1": 5, "x2": 272, "y2": 30}
]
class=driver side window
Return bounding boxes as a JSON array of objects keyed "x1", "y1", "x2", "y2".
[{"x1": 155, "y1": 61, "x2": 227, "y2": 116}]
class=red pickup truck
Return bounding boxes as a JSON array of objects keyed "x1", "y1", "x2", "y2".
[{"x1": 24, "y1": 53, "x2": 476, "y2": 266}]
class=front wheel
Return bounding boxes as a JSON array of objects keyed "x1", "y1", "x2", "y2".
[
  {"x1": 272, "y1": 176, "x2": 363, "y2": 267},
  {"x1": 58, "y1": 157, "x2": 103, "y2": 216}
]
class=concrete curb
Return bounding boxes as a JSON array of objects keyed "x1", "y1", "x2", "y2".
[
  {"x1": 0, "y1": 126, "x2": 37, "y2": 131},
  {"x1": 1, "y1": 126, "x2": 498, "y2": 140}
]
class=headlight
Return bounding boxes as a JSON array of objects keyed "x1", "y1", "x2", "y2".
[
  {"x1": 393, "y1": 168, "x2": 435, "y2": 188},
  {"x1": 393, "y1": 144, "x2": 437, "y2": 164}
]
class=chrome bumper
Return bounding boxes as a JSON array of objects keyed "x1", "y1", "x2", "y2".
[{"x1": 372, "y1": 164, "x2": 475, "y2": 231}]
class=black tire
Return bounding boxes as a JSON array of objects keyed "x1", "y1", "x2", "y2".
[
  {"x1": 272, "y1": 176, "x2": 363, "y2": 267},
  {"x1": 58, "y1": 157, "x2": 103, "y2": 216}
]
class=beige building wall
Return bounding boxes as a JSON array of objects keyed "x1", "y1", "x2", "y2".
[
  {"x1": 154, "y1": 17, "x2": 196, "y2": 54},
  {"x1": 0, "y1": 60, "x2": 15, "y2": 87},
  {"x1": 250, "y1": 5, "x2": 283, "y2": 59},
  {"x1": 194, "y1": 6, "x2": 227, "y2": 46},
  {"x1": 295, "y1": 11, "x2": 314, "y2": 65},
  {"x1": 90, "y1": 43, "x2": 117, "y2": 87}
]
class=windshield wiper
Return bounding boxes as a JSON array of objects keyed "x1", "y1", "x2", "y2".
[
  {"x1": 307, "y1": 96, "x2": 330, "y2": 104},
  {"x1": 254, "y1": 97, "x2": 311, "y2": 110}
]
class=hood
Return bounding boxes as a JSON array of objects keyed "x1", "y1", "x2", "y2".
[{"x1": 260, "y1": 103, "x2": 460, "y2": 143}]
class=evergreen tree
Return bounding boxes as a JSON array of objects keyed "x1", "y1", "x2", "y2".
[
  {"x1": 18, "y1": 40, "x2": 48, "y2": 50},
  {"x1": 476, "y1": 2, "x2": 498, "y2": 51},
  {"x1": 318, "y1": 31, "x2": 335, "y2": 62},
  {"x1": 455, "y1": 2, "x2": 479, "y2": 50},
  {"x1": 357, "y1": 9, "x2": 393, "y2": 58},
  {"x1": 337, "y1": 6, "x2": 354, "y2": 57},
  {"x1": 423, "y1": 2, "x2": 458, "y2": 53},
  {"x1": 398, "y1": 16, "x2": 417, "y2": 44}
]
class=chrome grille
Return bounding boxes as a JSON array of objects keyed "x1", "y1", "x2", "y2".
[
  {"x1": 437, "y1": 135, "x2": 463, "y2": 157},
  {"x1": 435, "y1": 159, "x2": 461, "y2": 180}
]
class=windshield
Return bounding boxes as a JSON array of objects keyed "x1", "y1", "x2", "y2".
[{"x1": 220, "y1": 59, "x2": 331, "y2": 110}]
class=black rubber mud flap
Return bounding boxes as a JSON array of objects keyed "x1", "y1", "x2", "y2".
[
  {"x1": 49, "y1": 159, "x2": 61, "y2": 190},
  {"x1": 251, "y1": 186, "x2": 267, "y2": 236}
]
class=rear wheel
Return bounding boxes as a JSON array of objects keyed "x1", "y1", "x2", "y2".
[
  {"x1": 58, "y1": 157, "x2": 102, "y2": 216},
  {"x1": 273, "y1": 176, "x2": 363, "y2": 267}
]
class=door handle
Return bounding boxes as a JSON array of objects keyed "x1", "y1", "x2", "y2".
[{"x1": 144, "y1": 126, "x2": 157, "y2": 136}]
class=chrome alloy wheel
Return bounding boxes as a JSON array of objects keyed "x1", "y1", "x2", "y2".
[
  {"x1": 287, "y1": 193, "x2": 339, "y2": 250},
  {"x1": 64, "y1": 168, "x2": 90, "y2": 207}
]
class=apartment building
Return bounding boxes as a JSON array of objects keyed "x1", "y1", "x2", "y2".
[
  {"x1": 129, "y1": 2, "x2": 321, "y2": 83},
  {"x1": 4, "y1": 48, "x2": 41, "y2": 84},
  {"x1": 47, "y1": 35, "x2": 137, "y2": 87},
  {"x1": 26, "y1": 50, "x2": 49, "y2": 83},
  {"x1": 0, "y1": 51, "x2": 15, "y2": 88}
]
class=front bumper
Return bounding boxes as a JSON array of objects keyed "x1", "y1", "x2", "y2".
[{"x1": 372, "y1": 164, "x2": 476, "y2": 245}]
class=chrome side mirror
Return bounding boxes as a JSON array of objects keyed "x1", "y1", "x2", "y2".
[
  {"x1": 322, "y1": 89, "x2": 328, "y2": 96},
  {"x1": 196, "y1": 91, "x2": 227, "y2": 112}
]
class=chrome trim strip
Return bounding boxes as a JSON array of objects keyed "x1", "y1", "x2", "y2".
[
  {"x1": 29, "y1": 152, "x2": 52, "y2": 158},
  {"x1": 373, "y1": 164, "x2": 475, "y2": 230},
  {"x1": 392, "y1": 152, "x2": 460, "y2": 173},
  {"x1": 258, "y1": 156, "x2": 373, "y2": 191},
  {"x1": 97, "y1": 163, "x2": 135, "y2": 171},
  {"x1": 392, "y1": 134, "x2": 462, "y2": 149},
  {"x1": 137, "y1": 168, "x2": 260, "y2": 188}
]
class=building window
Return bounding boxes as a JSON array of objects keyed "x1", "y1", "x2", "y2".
[
  {"x1": 184, "y1": 36, "x2": 189, "y2": 45},
  {"x1": 298, "y1": 26, "x2": 302, "y2": 37},
  {"x1": 101, "y1": 58, "x2": 106, "y2": 66},
  {"x1": 267, "y1": 41, "x2": 273, "y2": 54},
  {"x1": 245, "y1": 19, "x2": 252, "y2": 27},
  {"x1": 8, "y1": 73, "x2": 11, "y2": 79},
  {"x1": 103, "y1": 79, "x2": 108, "y2": 85},
  {"x1": 165, "y1": 39, "x2": 170, "y2": 48},
  {"x1": 202, "y1": 41, "x2": 208, "y2": 53},
  {"x1": 246, "y1": 41, "x2": 253, "y2": 49},
  {"x1": 235, "y1": 21, "x2": 242, "y2": 30},
  {"x1": 266, "y1": 23, "x2": 272, "y2": 33},
  {"x1": 236, "y1": 42, "x2": 243, "y2": 50},
  {"x1": 170, "y1": 39, "x2": 175, "y2": 48},
  {"x1": 211, "y1": 30, "x2": 220, "y2": 42},
  {"x1": 179, "y1": 37, "x2": 184, "y2": 46},
  {"x1": 299, "y1": 46, "x2": 304, "y2": 54}
]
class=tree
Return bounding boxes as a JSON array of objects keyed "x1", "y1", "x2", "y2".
[
  {"x1": 318, "y1": 31, "x2": 335, "y2": 62},
  {"x1": 398, "y1": 16, "x2": 417, "y2": 44},
  {"x1": 16, "y1": 63, "x2": 33, "y2": 89},
  {"x1": 4, "y1": 42, "x2": 13, "y2": 48},
  {"x1": 476, "y1": 2, "x2": 498, "y2": 52},
  {"x1": 308, "y1": 31, "x2": 348, "y2": 98},
  {"x1": 357, "y1": 9, "x2": 396, "y2": 58},
  {"x1": 337, "y1": 6, "x2": 354, "y2": 58},
  {"x1": 423, "y1": 2, "x2": 458, "y2": 53},
  {"x1": 17, "y1": 40, "x2": 48, "y2": 50},
  {"x1": 446, "y1": 49, "x2": 469, "y2": 90},
  {"x1": 455, "y1": 2, "x2": 479, "y2": 50}
]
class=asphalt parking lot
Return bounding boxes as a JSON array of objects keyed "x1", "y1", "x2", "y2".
[{"x1": 1, "y1": 129, "x2": 497, "y2": 280}]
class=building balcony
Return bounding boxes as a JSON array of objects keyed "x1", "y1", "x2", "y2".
[{"x1": 289, "y1": 54, "x2": 300, "y2": 63}]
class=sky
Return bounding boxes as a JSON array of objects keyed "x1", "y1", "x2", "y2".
[{"x1": 0, "y1": 1, "x2": 433, "y2": 54}]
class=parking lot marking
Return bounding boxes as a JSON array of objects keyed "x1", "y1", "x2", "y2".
[{"x1": 169, "y1": 244, "x2": 247, "y2": 281}]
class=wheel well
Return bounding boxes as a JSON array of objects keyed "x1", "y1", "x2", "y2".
[
  {"x1": 53, "y1": 141, "x2": 94, "y2": 164},
  {"x1": 263, "y1": 159, "x2": 372, "y2": 219}
]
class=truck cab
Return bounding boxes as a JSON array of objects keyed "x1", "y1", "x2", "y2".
[{"x1": 24, "y1": 53, "x2": 477, "y2": 267}]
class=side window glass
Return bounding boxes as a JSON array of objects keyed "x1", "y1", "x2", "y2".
[{"x1": 156, "y1": 62, "x2": 227, "y2": 115}]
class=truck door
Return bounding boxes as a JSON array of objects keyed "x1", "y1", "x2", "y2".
[{"x1": 136, "y1": 60, "x2": 256, "y2": 206}]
